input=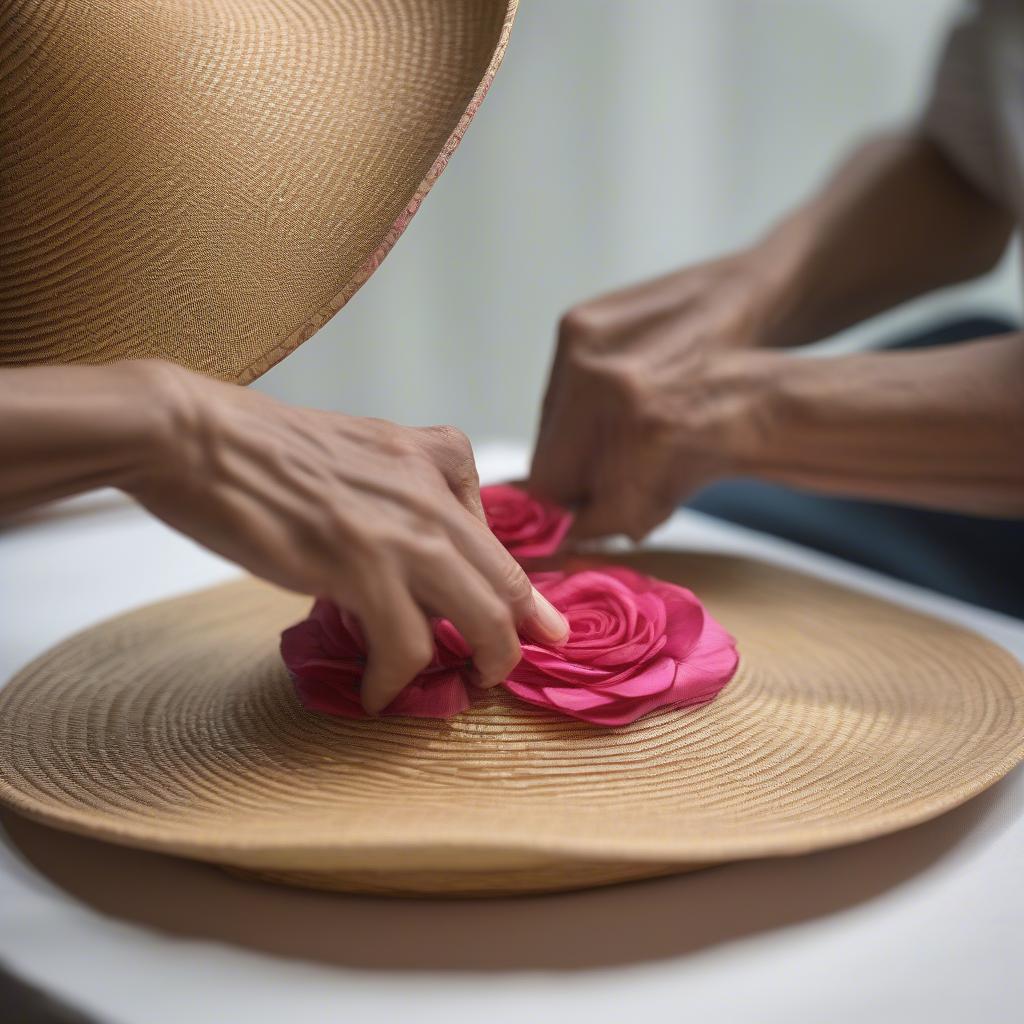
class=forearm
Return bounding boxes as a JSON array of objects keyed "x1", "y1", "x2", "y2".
[
  {"x1": 0, "y1": 361, "x2": 178, "y2": 516},
  {"x1": 535, "y1": 132, "x2": 1018, "y2": 537},
  {"x1": 744, "y1": 132, "x2": 1014, "y2": 348},
  {"x1": 718, "y1": 334, "x2": 1024, "y2": 517}
]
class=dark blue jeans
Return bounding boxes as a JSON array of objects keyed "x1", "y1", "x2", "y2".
[{"x1": 689, "y1": 316, "x2": 1024, "y2": 620}]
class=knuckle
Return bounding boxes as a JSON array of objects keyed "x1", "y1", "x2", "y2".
[
  {"x1": 501, "y1": 559, "x2": 534, "y2": 609},
  {"x1": 425, "y1": 423, "x2": 473, "y2": 461},
  {"x1": 558, "y1": 305, "x2": 604, "y2": 347},
  {"x1": 478, "y1": 601, "x2": 517, "y2": 644},
  {"x1": 475, "y1": 622, "x2": 522, "y2": 675},
  {"x1": 396, "y1": 633, "x2": 435, "y2": 676},
  {"x1": 370, "y1": 615, "x2": 434, "y2": 678},
  {"x1": 411, "y1": 532, "x2": 454, "y2": 567}
]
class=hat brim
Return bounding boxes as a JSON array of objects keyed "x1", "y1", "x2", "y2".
[
  {"x1": 1, "y1": 551, "x2": 1022, "y2": 897},
  {"x1": 1, "y1": 0, "x2": 517, "y2": 382}
]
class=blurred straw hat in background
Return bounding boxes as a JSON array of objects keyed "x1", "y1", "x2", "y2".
[{"x1": 0, "y1": 0, "x2": 517, "y2": 381}]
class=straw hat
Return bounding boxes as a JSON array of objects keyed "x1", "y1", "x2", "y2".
[
  {"x1": 0, "y1": 0, "x2": 516, "y2": 381},
  {"x1": 2, "y1": 551, "x2": 1022, "y2": 897}
]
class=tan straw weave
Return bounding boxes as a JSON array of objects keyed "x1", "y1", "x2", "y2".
[
  {"x1": 0, "y1": 0, "x2": 516, "y2": 381},
  {"x1": 2, "y1": 551, "x2": 1022, "y2": 897}
]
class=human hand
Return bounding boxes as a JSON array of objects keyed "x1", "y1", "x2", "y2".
[
  {"x1": 128, "y1": 362, "x2": 569, "y2": 713},
  {"x1": 529, "y1": 254, "x2": 772, "y2": 540}
]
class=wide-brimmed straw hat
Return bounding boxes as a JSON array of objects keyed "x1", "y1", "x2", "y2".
[
  {"x1": 2, "y1": 551, "x2": 1022, "y2": 897},
  {"x1": 0, "y1": 0, "x2": 516, "y2": 381}
]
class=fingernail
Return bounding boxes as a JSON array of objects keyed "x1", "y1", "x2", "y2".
[{"x1": 528, "y1": 589, "x2": 570, "y2": 644}]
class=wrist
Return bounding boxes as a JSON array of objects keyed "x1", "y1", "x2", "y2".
[
  {"x1": 113, "y1": 359, "x2": 204, "y2": 496},
  {"x1": 697, "y1": 348, "x2": 788, "y2": 477}
]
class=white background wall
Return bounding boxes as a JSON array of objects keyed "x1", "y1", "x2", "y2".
[{"x1": 256, "y1": 0, "x2": 1020, "y2": 443}]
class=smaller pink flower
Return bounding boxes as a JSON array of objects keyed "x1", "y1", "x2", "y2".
[
  {"x1": 482, "y1": 483, "x2": 573, "y2": 559},
  {"x1": 503, "y1": 567, "x2": 738, "y2": 726},
  {"x1": 280, "y1": 600, "x2": 472, "y2": 719}
]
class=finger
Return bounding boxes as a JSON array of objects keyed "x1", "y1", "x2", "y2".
[
  {"x1": 444, "y1": 508, "x2": 568, "y2": 644},
  {"x1": 528, "y1": 326, "x2": 595, "y2": 507},
  {"x1": 572, "y1": 488, "x2": 676, "y2": 542},
  {"x1": 569, "y1": 492, "x2": 634, "y2": 541},
  {"x1": 416, "y1": 425, "x2": 487, "y2": 523},
  {"x1": 525, "y1": 587, "x2": 572, "y2": 645},
  {"x1": 347, "y1": 577, "x2": 435, "y2": 716},
  {"x1": 569, "y1": 446, "x2": 674, "y2": 543},
  {"x1": 528, "y1": 386, "x2": 598, "y2": 508},
  {"x1": 411, "y1": 553, "x2": 528, "y2": 689}
]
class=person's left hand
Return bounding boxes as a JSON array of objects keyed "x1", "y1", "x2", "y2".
[{"x1": 528, "y1": 257, "x2": 768, "y2": 540}]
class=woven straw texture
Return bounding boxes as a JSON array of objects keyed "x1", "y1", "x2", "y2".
[
  {"x1": 0, "y1": 0, "x2": 516, "y2": 382},
  {"x1": 1, "y1": 551, "x2": 1022, "y2": 897}
]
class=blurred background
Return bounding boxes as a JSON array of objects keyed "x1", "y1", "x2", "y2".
[{"x1": 256, "y1": 0, "x2": 1020, "y2": 443}]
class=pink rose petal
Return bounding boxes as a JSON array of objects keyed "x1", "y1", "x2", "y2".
[
  {"x1": 502, "y1": 567, "x2": 738, "y2": 726},
  {"x1": 598, "y1": 656, "x2": 678, "y2": 697},
  {"x1": 539, "y1": 685, "x2": 618, "y2": 711},
  {"x1": 482, "y1": 484, "x2": 573, "y2": 559},
  {"x1": 281, "y1": 599, "x2": 472, "y2": 719}
]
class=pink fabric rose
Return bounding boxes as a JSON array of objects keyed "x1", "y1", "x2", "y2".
[
  {"x1": 481, "y1": 483, "x2": 573, "y2": 559},
  {"x1": 503, "y1": 567, "x2": 738, "y2": 726},
  {"x1": 280, "y1": 599, "x2": 472, "y2": 719},
  {"x1": 281, "y1": 566, "x2": 736, "y2": 726}
]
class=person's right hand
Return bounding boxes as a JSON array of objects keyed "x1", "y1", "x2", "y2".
[{"x1": 127, "y1": 361, "x2": 569, "y2": 714}]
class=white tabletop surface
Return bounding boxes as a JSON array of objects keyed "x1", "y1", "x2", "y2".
[{"x1": 2, "y1": 444, "x2": 1022, "y2": 1024}]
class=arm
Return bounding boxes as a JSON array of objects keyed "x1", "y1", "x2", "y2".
[
  {"x1": 1, "y1": 361, "x2": 568, "y2": 711},
  {"x1": 723, "y1": 335, "x2": 1024, "y2": 517},
  {"x1": 530, "y1": 131, "x2": 1019, "y2": 535},
  {"x1": 752, "y1": 132, "x2": 1013, "y2": 348},
  {"x1": 0, "y1": 362, "x2": 171, "y2": 516}
]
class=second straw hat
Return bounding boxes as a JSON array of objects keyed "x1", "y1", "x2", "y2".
[{"x1": 0, "y1": 0, "x2": 517, "y2": 381}]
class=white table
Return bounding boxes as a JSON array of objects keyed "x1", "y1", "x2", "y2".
[{"x1": 2, "y1": 445, "x2": 1022, "y2": 1024}]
